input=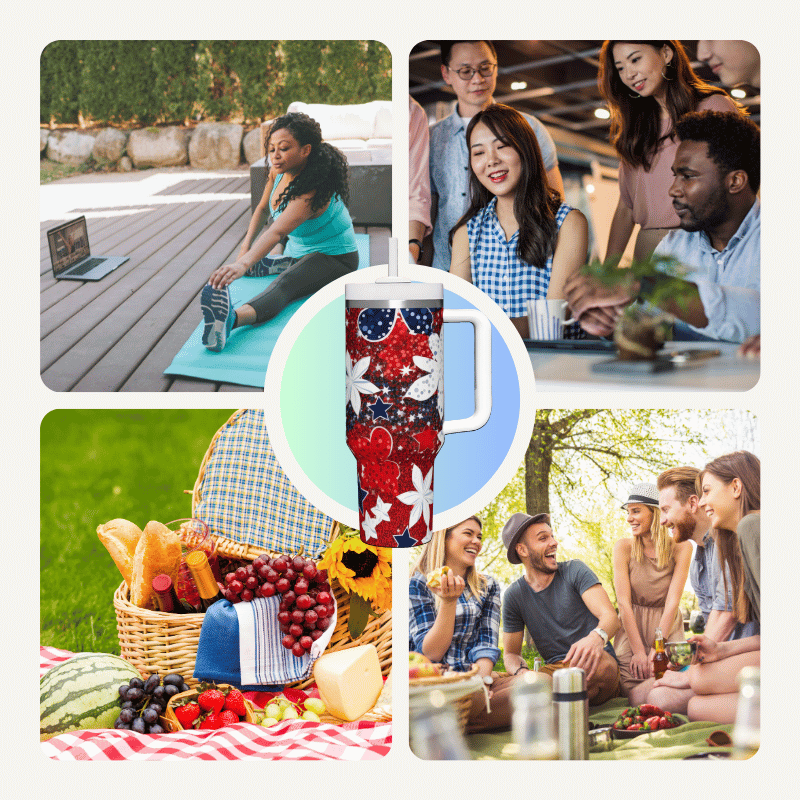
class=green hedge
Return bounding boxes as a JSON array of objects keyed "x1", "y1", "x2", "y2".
[{"x1": 41, "y1": 40, "x2": 392, "y2": 126}]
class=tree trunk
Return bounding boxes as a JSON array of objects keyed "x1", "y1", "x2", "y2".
[{"x1": 525, "y1": 417, "x2": 553, "y2": 515}]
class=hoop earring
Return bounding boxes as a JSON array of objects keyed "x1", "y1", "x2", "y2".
[
  {"x1": 661, "y1": 61, "x2": 674, "y2": 81},
  {"x1": 629, "y1": 91, "x2": 641, "y2": 99}
]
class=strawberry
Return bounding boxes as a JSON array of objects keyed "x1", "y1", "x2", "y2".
[
  {"x1": 223, "y1": 688, "x2": 247, "y2": 717},
  {"x1": 199, "y1": 712, "x2": 224, "y2": 729},
  {"x1": 198, "y1": 689, "x2": 226, "y2": 714},
  {"x1": 173, "y1": 702, "x2": 201, "y2": 729},
  {"x1": 219, "y1": 710, "x2": 240, "y2": 726}
]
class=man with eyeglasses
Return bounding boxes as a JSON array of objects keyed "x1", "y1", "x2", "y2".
[{"x1": 428, "y1": 41, "x2": 564, "y2": 271}]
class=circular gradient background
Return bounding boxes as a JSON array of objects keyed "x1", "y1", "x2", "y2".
[{"x1": 265, "y1": 264, "x2": 536, "y2": 531}]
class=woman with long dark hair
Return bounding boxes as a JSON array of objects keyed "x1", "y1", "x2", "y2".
[
  {"x1": 687, "y1": 451, "x2": 760, "y2": 723},
  {"x1": 409, "y1": 517, "x2": 519, "y2": 732},
  {"x1": 200, "y1": 112, "x2": 358, "y2": 351},
  {"x1": 613, "y1": 483, "x2": 691, "y2": 705},
  {"x1": 449, "y1": 103, "x2": 587, "y2": 338},
  {"x1": 598, "y1": 40, "x2": 740, "y2": 261}
]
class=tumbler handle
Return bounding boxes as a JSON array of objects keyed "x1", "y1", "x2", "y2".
[{"x1": 442, "y1": 308, "x2": 492, "y2": 435}]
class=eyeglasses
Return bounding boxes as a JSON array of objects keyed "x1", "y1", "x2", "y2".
[{"x1": 447, "y1": 63, "x2": 497, "y2": 81}]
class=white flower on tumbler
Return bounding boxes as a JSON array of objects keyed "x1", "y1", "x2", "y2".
[
  {"x1": 361, "y1": 513, "x2": 379, "y2": 542},
  {"x1": 372, "y1": 496, "x2": 392, "y2": 524},
  {"x1": 397, "y1": 464, "x2": 434, "y2": 530},
  {"x1": 404, "y1": 333, "x2": 444, "y2": 419},
  {"x1": 346, "y1": 352, "x2": 380, "y2": 416}
]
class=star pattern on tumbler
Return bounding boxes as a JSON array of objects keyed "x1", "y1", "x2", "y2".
[
  {"x1": 358, "y1": 479, "x2": 368, "y2": 514},
  {"x1": 368, "y1": 396, "x2": 393, "y2": 421},
  {"x1": 394, "y1": 528, "x2": 417, "y2": 547},
  {"x1": 414, "y1": 429, "x2": 440, "y2": 451}
]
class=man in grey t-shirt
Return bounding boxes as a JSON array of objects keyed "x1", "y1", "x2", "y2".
[{"x1": 501, "y1": 513, "x2": 621, "y2": 705}]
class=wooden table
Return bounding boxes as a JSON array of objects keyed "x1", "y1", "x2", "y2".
[
  {"x1": 528, "y1": 341, "x2": 759, "y2": 392},
  {"x1": 40, "y1": 168, "x2": 390, "y2": 392}
]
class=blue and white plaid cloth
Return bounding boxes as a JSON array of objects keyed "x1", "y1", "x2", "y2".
[
  {"x1": 467, "y1": 199, "x2": 572, "y2": 318},
  {"x1": 194, "y1": 410, "x2": 332, "y2": 558},
  {"x1": 408, "y1": 571, "x2": 501, "y2": 672}
]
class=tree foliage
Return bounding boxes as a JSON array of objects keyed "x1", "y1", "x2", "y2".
[{"x1": 41, "y1": 41, "x2": 391, "y2": 126}]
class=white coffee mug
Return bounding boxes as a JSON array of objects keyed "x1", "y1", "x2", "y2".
[{"x1": 527, "y1": 299, "x2": 576, "y2": 340}]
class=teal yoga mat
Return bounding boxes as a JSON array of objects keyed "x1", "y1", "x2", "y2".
[{"x1": 164, "y1": 235, "x2": 370, "y2": 387}]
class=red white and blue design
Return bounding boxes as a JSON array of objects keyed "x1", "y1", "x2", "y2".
[{"x1": 346, "y1": 306, "x2": 444, "y2": 547}]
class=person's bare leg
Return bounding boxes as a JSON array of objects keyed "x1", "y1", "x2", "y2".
[
  {"x1": 687, "y1": 692, "x2": 739, "y2": 724},
  {"x1": 627, "y1": 677, "x2": 655, "y2": 707},
  {"x1": 587, "y1": 651, "x2": 621, "y2": 706},
  {"x1": 234, "y1": 304, "x2": 257, "y2": 327},
  {"x1": 646, "y1": 685, "x2": 694, "y2": 715},
  {"x1": 690, "y1": 651, "x2": 760, "y2": 696}
]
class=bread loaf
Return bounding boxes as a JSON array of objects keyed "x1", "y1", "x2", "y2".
[
  {"x1": 96, "y1": 519, "x2": 143, "y2": 586},
  {"x1": 130, "y1": 521, "x2": 182, "y2": 609}
]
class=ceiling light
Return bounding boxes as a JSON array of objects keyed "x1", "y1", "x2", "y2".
[
  {"x1": 510, "y1": 81, "x2": 527, "y2": 91},
  {"x1": 594, "y1": 107, "x2": 610, "y2": 120}
]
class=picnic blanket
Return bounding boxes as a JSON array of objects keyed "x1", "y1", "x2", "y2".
[
  {"x1": 164, "y1": 233, "x2": 370, "y2": 387},
  {"x1": 465, "y1": 696, "x2": 735, "y2": 760},
  {"x1": 40, "y1": 647, "x2": 391, "y2": 761}
]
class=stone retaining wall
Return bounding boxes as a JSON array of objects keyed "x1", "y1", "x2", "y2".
[{"x1": 41, "y1": 123, "x2": 264, "y2": 171}]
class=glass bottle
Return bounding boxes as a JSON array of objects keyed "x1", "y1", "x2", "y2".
[
  {"x1": 152, "y1": 574, "x2": 186, "y2": 614},
  {"x1": 652, "y1": 627, "x2": 669, "y2": 679},
  {"x1": 185, "y1": 550, "x2": 223, "y2": 612},
  {"x1": 732, "y1": 666, "x2": 760, "y2": 759},
  {"x1": 512, "y1": 671, "x2": 558, "y2": 759},
  {"x1": 410, "y1": 696, "x2": 471, "y2": 760}
]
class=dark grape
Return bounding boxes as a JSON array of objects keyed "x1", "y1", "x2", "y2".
[
  {"x1": 119, "y1": 708, "x2": 135, "y2": 724},
  {"x1": 163, "y1": 673, "x2": 184, "y2": 687},
  {"x1": 149, "y1": 701, "x2": 165, "y2": 715},
  {"x1": 164, "y1": 684, "x2": 180, "y2": 698},
  {"x1": 143, "y1": 707, "x2": 159, "y2": 725},
  {"x1": 144, "y1": 674, "x2": 160, "y2": 694},
  {"x1": 131, "y1": 717, "x2": 147, "y2": 734},
  {"x1": 148, "y1": 724, "x2": 164, "y2": 735},
  {"x1": 126, "y1": 687, "x2": 144, "y2": 702},
  {"x1": 129, "y1": 677, "x2": 144, "y2": 690},
  {"x1": 152, "y1": 685, "x2": 166, "y2": 700},
  {"x1": 180, "y1": 683, "x2": 191, "y2": 694},
  {"x1": 121, "y1": 700, "x2": 134, "y2": 709},
  {"x1": 114, "y1": 718, "x2": 132, "y2": 730},
  {"x1": 119, "y1": 684, "x2": 130, "y2": 699}
]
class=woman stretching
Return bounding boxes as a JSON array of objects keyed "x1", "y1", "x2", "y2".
[
  {"x1": 613, "y1": 482, "x2": 691, "y2": 705},
  {"x1": 409, "y1": 517, "x2": 518, "y2": 732},
  {"x1": 688, "y1": 451, "x2": 760, "y2": 724},
  {"x1": 200, "y1": 112, "x2": 358, "y2": 351},
  {"x1": 449, "y1": 103, "x2": 587, "y2": 339}
]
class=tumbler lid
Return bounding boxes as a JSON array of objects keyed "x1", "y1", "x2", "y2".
[
  {"x1": 345, "y1": 279, "x2": 443, "y2": 305},
  {"x1": 552, "y1": 667, "x2": 586, "y2": 695}
]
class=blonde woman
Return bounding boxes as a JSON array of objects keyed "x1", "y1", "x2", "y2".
[
  {"x1": 409, "y1": 517, "x2": 515, "y2": 732},
  {"x1": 613, "y1": 482, "x2": 692, "y2": 705}
]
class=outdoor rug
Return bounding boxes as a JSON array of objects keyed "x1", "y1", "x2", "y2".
[
  {"x1": 164, "y1": 233, "x2": 370, "y2": 387},
  {"x1": 465, "y1": 696, "x2": 738, "y2": 760}
]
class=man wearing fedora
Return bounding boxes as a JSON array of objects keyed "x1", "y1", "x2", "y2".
[
  {"x1": 501, "y1": 512, "x2": 621, "y2": 705},
  {"x1": 648, "y1": 466, "x2": 756, "y2": 713}
]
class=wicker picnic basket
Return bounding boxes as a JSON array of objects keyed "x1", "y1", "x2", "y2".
[
  {"x1": 408, "y1": 665, "x2": 480, "y2": 732},
  {"x1": 114, "y1": 410, "x2": 392, "y2": 691}
]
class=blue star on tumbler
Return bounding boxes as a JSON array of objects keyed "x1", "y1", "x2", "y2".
[
  {"x1": 394, "y1": 528, "x2": 417, "y2": 547},
  {"x1": 358, "y1": 308, "x2": 396, "y2": 341},
  {"x1": 368, "y1": 396, "x2": 392, "y2": 421},
  {"x1": 358, "y1": 479, "x2": 368, "y2": 514}
]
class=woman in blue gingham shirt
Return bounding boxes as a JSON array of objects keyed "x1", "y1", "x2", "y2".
[{"x1": 450, "y1": 104, "x2": 588, "y2": 339}]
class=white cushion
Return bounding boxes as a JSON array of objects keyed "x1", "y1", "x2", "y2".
[{"x1": 287, "y1": 100, "x2": 392, "y2": 141}]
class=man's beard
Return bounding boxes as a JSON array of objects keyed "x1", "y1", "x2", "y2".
[
  {"x1": 524, "y1": 549, "x2": 558, "y2": 574},
  {"x1": 670, "y1": 511, "x2": 697, "y2": 543}
]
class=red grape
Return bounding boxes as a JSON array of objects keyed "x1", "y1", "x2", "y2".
[
  {"x1": 275, "y1": 578, "x2": 291, "y2": 594},
  {"x1": 296, "y1": 594, "x2": 313, "y2": 611},
  {"x1": 294, "y1": 578, "x2": 309, "y2": 595},
  {"x1": 225, "y1": 572, "x2": 236, "y2": 585},
  {"x1": 242, "y1": 589, "x2": 254, "y2": 602},
  {"x1": 289, "y1": 623, "x2": 304, "y2": 638},
  {"x1": 230, "y1": 580, "x2": 244, "y2": 594},
  {"x1": 299, "y1": 635, "x2": 313, "y2": 651},
  {"x1": 253, "y1": 555, "x2": 267, "y2": 569},
  {"x1": 245, "y1": 564, "x2": 256, "y2": 578},
  {"x1": 316, "y1": 591, "x2": 332, "y2": 606},
  {"x1": 280, "y1": 623, "x2": 291, "y2": 634},
  {"x1": 235, "y1": 567, "x2": 248, "y2": 582},
  {"x1": 281, "y1": 634, "x2": 295, "y2": 650},
  {"x1": 303, "y1": 563, "x2": 317, "y2": 581},
  {"x1": 304, "y1": 610, "x2": 318, "y2": 626},
  {"x1": 265, "y1": 568, "x2": 279, "y2": 584},
  {"x1": 314, "y1": 604, "x2": 328, "y2": 619},
  {"x1": 311, "y1": 629, "x2": 324, "y2": 641},
  {"x1": 291, "y1": 642, "x2": 305, "y2": 658},
  {"x1": 273, "y1": 558, "x2": 288, "y2": 574},
  {"x1": 245, "y1": 576, "x2": 259, "y2": 590},
  {"x1": 284, "y1": 568, "x2": 297, "y2": 582},
  {"x1": 316, "y1": 618, "x2": 330, "y2": 631},
  {"x1": 291, "y1": 609, "x2": 305, "y2": 625},
  {"x1": 282, "y1": 590, "x2": 297, "y2": 606},
  {"x1": 277, "y1": 611, "x2": 291, "y2": 626},
  {"x1": 314, "y1": 569, "x2": 328, "y2": 584},
  {"x1": 292, "y1": 556, "x2": 306, "y2": 572},
  {"x1": 261, "y1": 583, "x2": 276, "y2": 597}
]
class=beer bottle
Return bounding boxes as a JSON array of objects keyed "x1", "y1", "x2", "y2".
[
  {"x1": 185, "y1": 550, "x2": 223, "y2": 611},
  {"x1": 652, "y1": 627, "x2": 669, "y2": 679}
]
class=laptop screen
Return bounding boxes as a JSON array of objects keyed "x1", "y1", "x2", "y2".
[{"x1": 48, "y1": 217, "x2": 91, "y2": 274}]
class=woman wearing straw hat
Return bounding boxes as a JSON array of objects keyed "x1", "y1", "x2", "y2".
[{"x1": 613, "y1": 482, "x2": 692, "y2": 705}]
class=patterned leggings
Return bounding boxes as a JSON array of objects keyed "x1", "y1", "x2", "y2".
[{"x1": 246, "y1": 250, "x2": 359, "y2": 324}]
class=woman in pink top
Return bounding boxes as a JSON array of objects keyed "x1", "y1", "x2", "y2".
[{"x1": 598, "y1": 40, "x2": 741, "y2": 261}]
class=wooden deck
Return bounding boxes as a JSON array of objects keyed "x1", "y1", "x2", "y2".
[{"x1": 40, "y1": 168, "x2": 390, "y2": 392}]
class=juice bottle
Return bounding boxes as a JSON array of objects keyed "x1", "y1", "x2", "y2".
[{"x1": 652, "y1": 627, "x2": 669, "y2": 679}]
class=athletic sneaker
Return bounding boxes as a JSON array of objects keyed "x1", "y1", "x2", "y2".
[
  {"x1": 246, "y1": 254, "x2": 295, "y2": 277},
  {"x1": 200, "y1": 283, "x2": 235, "y2": 352}
]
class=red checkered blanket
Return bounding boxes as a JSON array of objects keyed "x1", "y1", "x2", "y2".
[{"x1": 40, "y1": 647, "x2": 391, "y2": 761}]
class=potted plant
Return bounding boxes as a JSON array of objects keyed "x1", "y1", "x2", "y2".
[{"x1": 580, "y1": 253, "x2": 694, "y2": 361}]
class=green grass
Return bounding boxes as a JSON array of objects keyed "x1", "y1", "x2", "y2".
[
  {"x1": 495, "y1": 642, "x2": 541, "y2": 673},
  {"x1": 40, "y1": 158, "x2": 88, "y2": 184},
  {"x1": 40, "y1": 409, "x2": 235, "y2": 654}
]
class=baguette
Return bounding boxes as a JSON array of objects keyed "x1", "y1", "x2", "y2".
[
  {"x1": 130, "y1": 521, "x2": 182, "y2": 609},
  {"x1": 96, "y1": 518, "x2": 143, "y2": 586}
]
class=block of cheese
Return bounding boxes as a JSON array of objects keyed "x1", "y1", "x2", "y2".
[{"x1": 313, "y1": 644, "x2": 383, "y2": 721}]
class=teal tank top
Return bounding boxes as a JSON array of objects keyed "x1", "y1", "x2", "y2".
[{"x1": 270, "y1": 174, "x2": 357, "y2": 258}]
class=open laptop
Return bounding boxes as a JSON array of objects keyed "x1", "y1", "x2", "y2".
[{"x1": 47, "y1": 216, "x2": 128, "y2": 281}]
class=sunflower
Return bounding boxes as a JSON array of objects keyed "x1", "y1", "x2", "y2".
[{"x1": 318, "y1": 527, "x2": 392, "y2": 615}]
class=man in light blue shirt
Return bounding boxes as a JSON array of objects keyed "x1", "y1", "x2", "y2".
[
  {"x1": 566, "y1": 110, "x2": 760, "y2": 343},
  {"x1": 428, "y1": 41, "x2": 563, "y2": 271}
]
